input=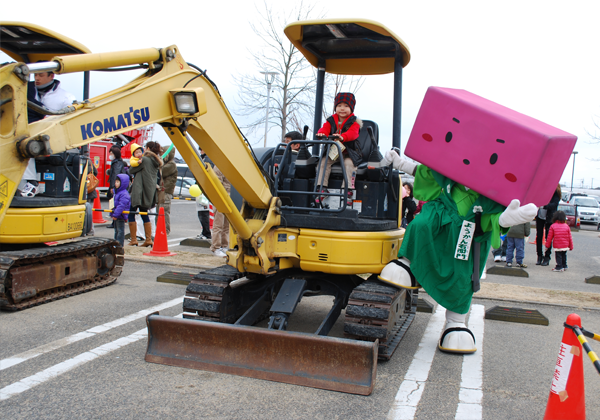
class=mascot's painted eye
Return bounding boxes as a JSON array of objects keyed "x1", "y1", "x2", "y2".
[
  {"x1": 463, "y1": 159, "x2": 470, "y2": 165},
  {"x1": 490, "y1": 153, "x2": 498, "y2": 164},
  {"x1": 445, "y1": 132, "x2": 453, "y2": 143}
]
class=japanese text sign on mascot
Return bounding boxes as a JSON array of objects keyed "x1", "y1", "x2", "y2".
[{"x1": 380, "y1": 87, "x2": 577, "y2": 353}]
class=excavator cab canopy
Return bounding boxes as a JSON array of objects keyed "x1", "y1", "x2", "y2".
[
  {"x1": 284, "y1": 19, "x2": 411, "y2": 149},
  {"x1": 1, "y1": 22, "x2": 91, "y2": 63},
  {"x1": 284, "y1": 19, "x2": 410, "y2": 75}
]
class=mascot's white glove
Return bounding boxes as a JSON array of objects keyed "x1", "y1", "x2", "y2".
[
  {"x1": 499, "y1": 199, "x2": 538, "y2": 228},
  {"x1": 380, "y1": 150, "x2": 418, "y2": 175}
]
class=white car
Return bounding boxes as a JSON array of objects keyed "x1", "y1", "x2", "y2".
[
  {"x1": 173, "y1": 177, "x2": 196, "y2": 198},
  {"x1": 587, "y1": 194, "x2": 600, "y2": 205},
  {"x1": 571, "y1": 196, "x2": 600, "y2": 227}
]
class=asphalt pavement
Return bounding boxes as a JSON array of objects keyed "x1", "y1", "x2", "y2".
[{"x1": 1, "y1": 199, "x2": 599, "y2": 419}]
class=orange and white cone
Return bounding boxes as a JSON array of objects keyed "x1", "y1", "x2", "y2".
[
  {"x1": 92, "y1": 191, "x2": 107, "y2": 224},
  {"x1": 143, "y1": 207, "x2": 176, "y2": 257},
  {"x1": 543, "y1": 313, "x2": 586, "y2": 420},
  {"x1": 209, "y1": 203, "x2": 214, "y2": 229}
]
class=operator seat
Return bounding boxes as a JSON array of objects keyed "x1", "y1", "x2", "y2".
[{"x1": 329, "y1": 119, "x2": 379, "y2": 179}]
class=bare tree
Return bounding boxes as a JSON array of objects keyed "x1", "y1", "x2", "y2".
[
  {"x1": 585, "y1": 113, "x2": 600, "y2": 162},
  {"x1": 232, "y1": 1, "x2": 320, "y2": 146}
]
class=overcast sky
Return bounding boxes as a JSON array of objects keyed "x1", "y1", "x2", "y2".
[{"x1": 3, "y1": 0, "x2": 599, "y2": 188}]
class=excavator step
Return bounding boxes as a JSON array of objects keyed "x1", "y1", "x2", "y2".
[
  {"x1": 145, "y1": 313, "x2": 378, "y2": 395},
  {"x1": 156, "y1": 271, "x2": 196, "y2": 285}
]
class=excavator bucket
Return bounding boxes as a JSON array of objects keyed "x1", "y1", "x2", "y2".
[{"x1": 145, "y1": 313, "x2": 378, "y2": 395}]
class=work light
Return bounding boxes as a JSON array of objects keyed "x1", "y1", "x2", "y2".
[{"x1": 173, "y1": 92, "x2": 198, "y2": 114}]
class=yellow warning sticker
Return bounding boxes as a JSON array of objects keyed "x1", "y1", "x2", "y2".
[{"x1": 0, "y1": 175, "x2": 16, "y2": 215}]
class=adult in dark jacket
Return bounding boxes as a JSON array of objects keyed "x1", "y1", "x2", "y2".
[
  {"x1": 128, "y1": 142, "x2": 163, "y2": 246},
  {"x1": 536, "y1": 184, "x2": 561, "y2": 266},
  {"x1": 157, "y1": 146, "x2": 177, "y2": 235},
  {"x1": 402, "y1": 182, "x2": 417, "y2": 226}
]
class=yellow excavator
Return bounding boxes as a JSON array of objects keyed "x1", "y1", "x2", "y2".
[
  {"x1": 1, "y1": 19, "x2": 411, "y2": 395},
  {"x1": 0, "y1": 22, "x2": 123, "y2": 310}
]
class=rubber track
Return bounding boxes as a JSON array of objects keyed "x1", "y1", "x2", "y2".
[
  {"x1": 343, "y1": 278, "x2": 418, "y2": 360},
  {"x1": 182, "y1": 265, "x2": 245, "y2": 323},
  {"x1": 0, "y1": 238, "x2": 124, "y2": 311}
]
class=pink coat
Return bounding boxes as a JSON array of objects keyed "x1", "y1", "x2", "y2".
[{"x1": 545, "y1": 222, "x2": 573, "y2": 250}]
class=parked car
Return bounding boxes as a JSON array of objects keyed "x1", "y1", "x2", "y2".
[
  {"x1": 174, "y1": 177, "x2": 197, "y2": 198},
  {"x1": 562, "y1": 191, "x2": 588, "y2": 203},
  {"x1": 176, "y1": 164, "x2": 193, "y2": 179},
  {"x1": 571, "y1": 196, "x2": 600, "y2": 227},
  {"x1": 557, "y1": 203, "x2": 580, "y2": 229},
  {"x1": 587, "y1": 194, "x2": 600, "y2": 205}
]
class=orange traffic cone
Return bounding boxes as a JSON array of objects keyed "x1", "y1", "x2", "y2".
[
  {"x1": 209, "y1": 203, "x2": 214, "y2": 230},
  {"x1": 143, "y1": 207, "x2": 176, "y2": 257},
  {"x1": 543, "y1": 313, "x2": 586, "y2": 420},
  {"x1": 92, "y1": 190, "x2": 107, "y2": 224},
  {"x1": 530, "y1": 228, "x2": 547, "y2": 245}
]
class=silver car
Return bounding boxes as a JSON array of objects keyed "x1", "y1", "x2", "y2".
[{"x1": 571, "y1": 196, "x2": 600, "y2": 227}]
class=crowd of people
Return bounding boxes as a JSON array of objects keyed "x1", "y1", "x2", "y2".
[{"x1": 491, "y1": 184, "x2": 575, "y2": 272}]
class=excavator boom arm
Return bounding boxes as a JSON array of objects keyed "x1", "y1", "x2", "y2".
[{"x1": 1, "y1": 46, "x2": 272, "y2": 252}]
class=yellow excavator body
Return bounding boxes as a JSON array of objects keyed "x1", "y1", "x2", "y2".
[{"x1": 1, "y1": 19, "x2": 413, "y2": 394}]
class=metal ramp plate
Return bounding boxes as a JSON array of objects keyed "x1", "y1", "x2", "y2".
[
  {"x1": 585, "y1": 275, "x2": 600, "y2": 284},
  {"x1": 156, "y1": 271, "x2": 195, "y2": 285},
  {"x1": 145, "y1": 313, "x2": 377, "y2": 395},
  {"x1": 179, "y1": 238, "x2": 211, "y2": 248},
  {"x1": 486, "y1": 266, "x2": 529, "y2": 278},
  {"x1": 485, "y1": 306, "x2": 549, "y2": 326}
]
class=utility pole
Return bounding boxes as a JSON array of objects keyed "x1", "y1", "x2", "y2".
[
  {"x1": 261, "y1": 71, "x2": 278, "y2": 147},
  {"x1": 570, "y1": 151, "x2": 578, "y2": 192}
]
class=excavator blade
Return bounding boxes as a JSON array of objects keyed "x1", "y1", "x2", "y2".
[{"x1": 145, "y1": 313, "x2": 378, "y2": 395}]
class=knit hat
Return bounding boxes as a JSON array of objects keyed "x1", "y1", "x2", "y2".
[{"x1": 334, "y1": 92, "x2": 356, "y2": 113}]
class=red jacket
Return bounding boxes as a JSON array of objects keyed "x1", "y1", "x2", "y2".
[
  {"x1": 545, "y1": 222, "x2": 573, "y2": 250},
  {"x1": 317, "y1": 113, "x2": 360, "y2": 142}
]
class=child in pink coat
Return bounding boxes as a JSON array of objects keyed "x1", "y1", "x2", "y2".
[{"x1": 544, "y1": 210, "x2": 574, "y2": 272}]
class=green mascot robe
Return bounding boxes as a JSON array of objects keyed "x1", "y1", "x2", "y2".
[{"x1": 398, "y1": 166, "x2": 506, "y2": 314}]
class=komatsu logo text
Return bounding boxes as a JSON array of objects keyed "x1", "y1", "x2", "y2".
[{"x1": 80, "y1": 107, "x2": 150, "y2": 140}]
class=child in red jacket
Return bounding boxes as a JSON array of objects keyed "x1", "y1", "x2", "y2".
[
  {"x1": 315, "y1": 92, "x2": 362, "y2": 207},
  {"x1": 544, "y1": 210, "x2": 573, "y2": 272}
]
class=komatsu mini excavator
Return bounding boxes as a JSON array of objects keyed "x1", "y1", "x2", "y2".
[{"x1": 1, "y1": 19, "x2": 412, "y2": 394}]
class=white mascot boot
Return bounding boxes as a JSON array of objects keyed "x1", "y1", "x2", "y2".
[
  {"x1": 439, "y1": 309, "x2": 476, "y2": 354},
  {"x1": 378, "y1": 258, "x2": 420, "y2": 289}
]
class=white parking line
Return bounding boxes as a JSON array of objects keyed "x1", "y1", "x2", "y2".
[
  {"x1": 455, "y1": 304, "x2": 485, "y2": 420},
  {"x1": 387, "y1": 305, "x2": 447, "y2": 420},
  {"x1": 0, "y1": 296, "x2": 183, "y2": 371},
  {"x1": 0, "y1": 314, "x2": 183, "y2": 401}
]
